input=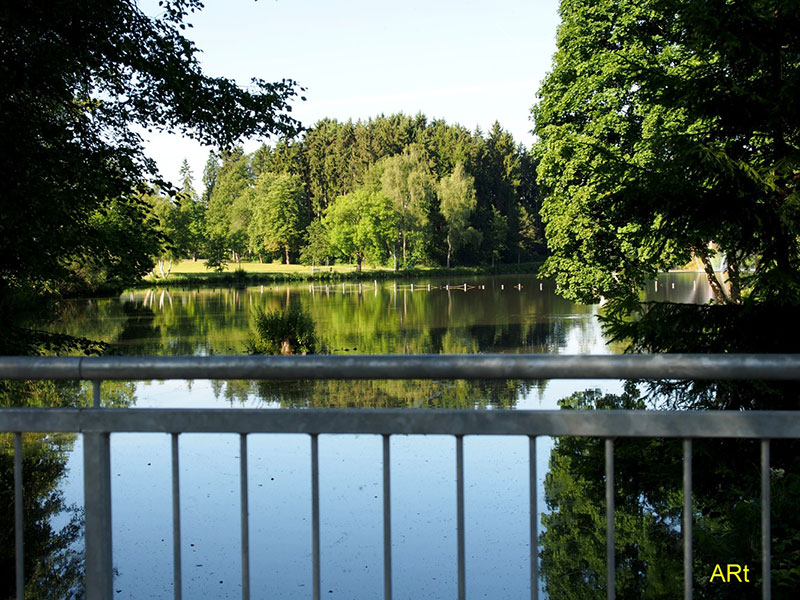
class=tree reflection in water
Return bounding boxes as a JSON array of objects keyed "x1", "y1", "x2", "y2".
[
  {"x1": 1, "y1": 432, "x2": 83, "y2": 600},
  {"x1": 0, "y1": 380, "x2": 136, "y2": 600},
  {"x1": 541, "y1": 388, "x2": 800, "y2": 600}
]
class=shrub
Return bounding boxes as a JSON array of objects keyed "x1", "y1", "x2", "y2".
[{"x1": 247, "y1": 305, "x2": 318, "y2": 355}]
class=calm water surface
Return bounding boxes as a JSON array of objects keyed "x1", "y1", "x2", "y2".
[{"x1": 45, "y1": 272, "x2": 711, "y2": 599}]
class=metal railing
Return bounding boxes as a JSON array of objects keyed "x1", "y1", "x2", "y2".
[{"x1": 3, "y1": 353, "x2": 800, "y2": 600}]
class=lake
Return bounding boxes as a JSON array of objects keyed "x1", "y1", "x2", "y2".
[{"x1": 29, "y1": 272, "x2": 713, "y2": 598}]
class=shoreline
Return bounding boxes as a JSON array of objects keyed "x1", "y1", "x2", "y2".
[{"x1": 134, "y1": 262, "x2": 545, "y2": 290}]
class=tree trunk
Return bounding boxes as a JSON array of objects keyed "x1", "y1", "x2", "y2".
[
  {"x1": 726, "y1": 256, "x2": 741, "y2": 303},
  {"x1": 356, "y1": 253, "x2": 362, "y2": 273},
  {"x1": 446, "y1": 237, "x2": 452, "y2": 269},
  {"x1": 284, "y1": 245, "x2": 290, "y2": 265},
  {"x1": 699, "y1": 252, "x2": 729, "y2": 304}
]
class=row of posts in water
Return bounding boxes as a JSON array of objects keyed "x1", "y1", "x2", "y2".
[
  {"x1": 133, "y1": 278, "x2": 697, "y2": 310},
  {"x1": 132, "y1": 281, "x2": 539, "y2": 309},
  {"x1": 306, "y1": 281, "x2": 536, "y2": 295}
]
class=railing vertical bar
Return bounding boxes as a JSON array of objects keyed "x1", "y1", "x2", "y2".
[
  {"x1": 382, "y1": 434, "x2": 392, "y2": 600},
  {"x1": 605, "y1": 438, "x2": 615, "y2": 600},
  {"x1": 92, "y1": 380, "x2": 101, "y2": 408},
  {"x1": 683, "y1": 439, "x2": 692, "y2": 600},
  {"x1": 171, "y1": 433, "x2": 182, "y2": 600},
  {"x1": 762, "y1": 440, "x2": 771, "y2": 600},
  {"x1": 311, "y1": 434, "x2": 320, "y2": 600},
  {"x1": 240, "y1": 434, "x2": 250, "y2": 600},
  {"x1": 529, "y1": 435, "x2": 538, "y2": 600},
  {"x1": 456, "y1": 434, "x2": 465, "y2": 600},
  {"x1": 14, "y1": 432, "x2": 24, "y2": 600},
  {"x1": 83, "y1": 428, "x2": 113, "y2": 599}
]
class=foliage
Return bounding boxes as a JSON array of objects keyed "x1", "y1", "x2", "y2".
[
  {"x1": 533, "y1": 0, "x2": 800, "y2": 412},
  {"x1": 250, "y1": 114, "x2": 536, "y2": 269},
  {"x1": 0, "y1": 0, "x2": 302, "y2": 354},
  {"x1": 206, "y1": 148, "x2": 255, "y2": 261},
  {"x1": 247, "y1": 305, "x2": 318, "y2": 355},
  {"x1": 202, "y1": 151, "x2": 221, "y2": 205},
  {"x1": 380, "y1": 144, "x2": 437, "y2": 266},
  {"x1": 248, "y1": 172, "x2": 310, "y2": 264},
  {"x1": 0, "y1": 379, "x2": 135, "y2": 597},
  {"x1": 534, "y1": 0, "x2": 800, "y2": 314},
  {"x1": 438, "y1": 163, "x2": 480, "y2": 267},
  {"x1": 487, "y1": 206, "x2": 508, "y2": 267},
  {"x1": 533, "y1": 2, "x2": 800, "y2": 594},
  {"x1": 325, "y1": 188, "x2": 397, "y2": 271},
  {"x1": 541, "y1": 389, "x2": 683, "y2": 599},
  {"x1": 203, "y1": 235, "x2": 229, "y2": 273},
  {"x1": 516, "y1": 204, "x2": 543, "y2": 262},
  {"x1": 63, "y1": 198, "x2": 164, "y2": 294},
  {"x1": 1, "y1": 434, "x2": 84, "y2": 600},
  {"x1": 0, "y1": 0, "x2": 301, "y2": 294},
  {"x1": 176, "y1": 159, "x2": 206, "y2": 260},
  {"x1": 145, "y1": 114, "x2": 538, "y2": 274},
  {"x1": 300, "y1": 219, "x2": 331, "y2": 267},
  {"x1": 541, "y1": 388, "x2": 800, "y2": 599}
]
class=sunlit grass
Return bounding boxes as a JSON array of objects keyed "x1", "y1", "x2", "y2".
[
  {"x1": 140, "y1": 259, "x2": 544, "y2": 287},
  {"x1": 171, "y1": 259, "x2": 402, "y2": 275}
]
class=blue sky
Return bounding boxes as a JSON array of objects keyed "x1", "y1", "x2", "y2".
[{"x1": 140, "y1": 0, "x2": 561, "y2": 189}]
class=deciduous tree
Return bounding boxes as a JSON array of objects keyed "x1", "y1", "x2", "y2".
[
  {"x1": 533, "y1": 0, "x2": 800, "y2": 364},
  {"x1": 438, "y1": 163, "x2": 480, "y2": 268},
  {"x1": 1, "y1": 0, "x2": 301, "y2": 296},
  {"x1": 380, "y1": 145, "x2": 435, "y2": 266},
  {"x1": 325, "y1": 188, "x2": 397, "y2": 272},
  {"x1": 249, "y1": 172, "x2": 309, "y2": 264}
]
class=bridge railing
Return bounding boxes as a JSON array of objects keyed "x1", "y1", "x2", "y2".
[{"x1": 2, "y1": 353, "x2": 800, "y2": 600}]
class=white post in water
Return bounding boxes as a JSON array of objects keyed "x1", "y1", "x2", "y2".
[
  {"x1": 463, "y1": 283, "x2": 467, "y2": 292},
  {"x1": 411, "y1": 283, "x2": 414, "y2": 292}
]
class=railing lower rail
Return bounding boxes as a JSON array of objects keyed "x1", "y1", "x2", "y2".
[{"x1": 3, "y1": 354, "x2": 800, "y2": 600}]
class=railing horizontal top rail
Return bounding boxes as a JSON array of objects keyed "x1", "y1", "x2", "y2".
[
  {"x1": 2, "y1": 407, "x2": 800, "y2": 438},
  {"x1": 1, "y1": 353, "x2": 799, "y2": 381}
]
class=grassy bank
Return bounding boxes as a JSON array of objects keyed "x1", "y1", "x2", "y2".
[{"x1": 139, "y1": 259, "x2": 544, "y2": 287}]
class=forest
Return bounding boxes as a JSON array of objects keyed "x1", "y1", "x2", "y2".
[{"x1": 146, "y1": 114, "x2": 543, "y2": 276}]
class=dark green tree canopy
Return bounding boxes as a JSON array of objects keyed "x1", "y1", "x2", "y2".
[
  {"x1": 0, "y1": 0, "x2": 302, "y2": 298},
  {"x1": 534, "y1": 0, "x2": 800, "y2": 310}
]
